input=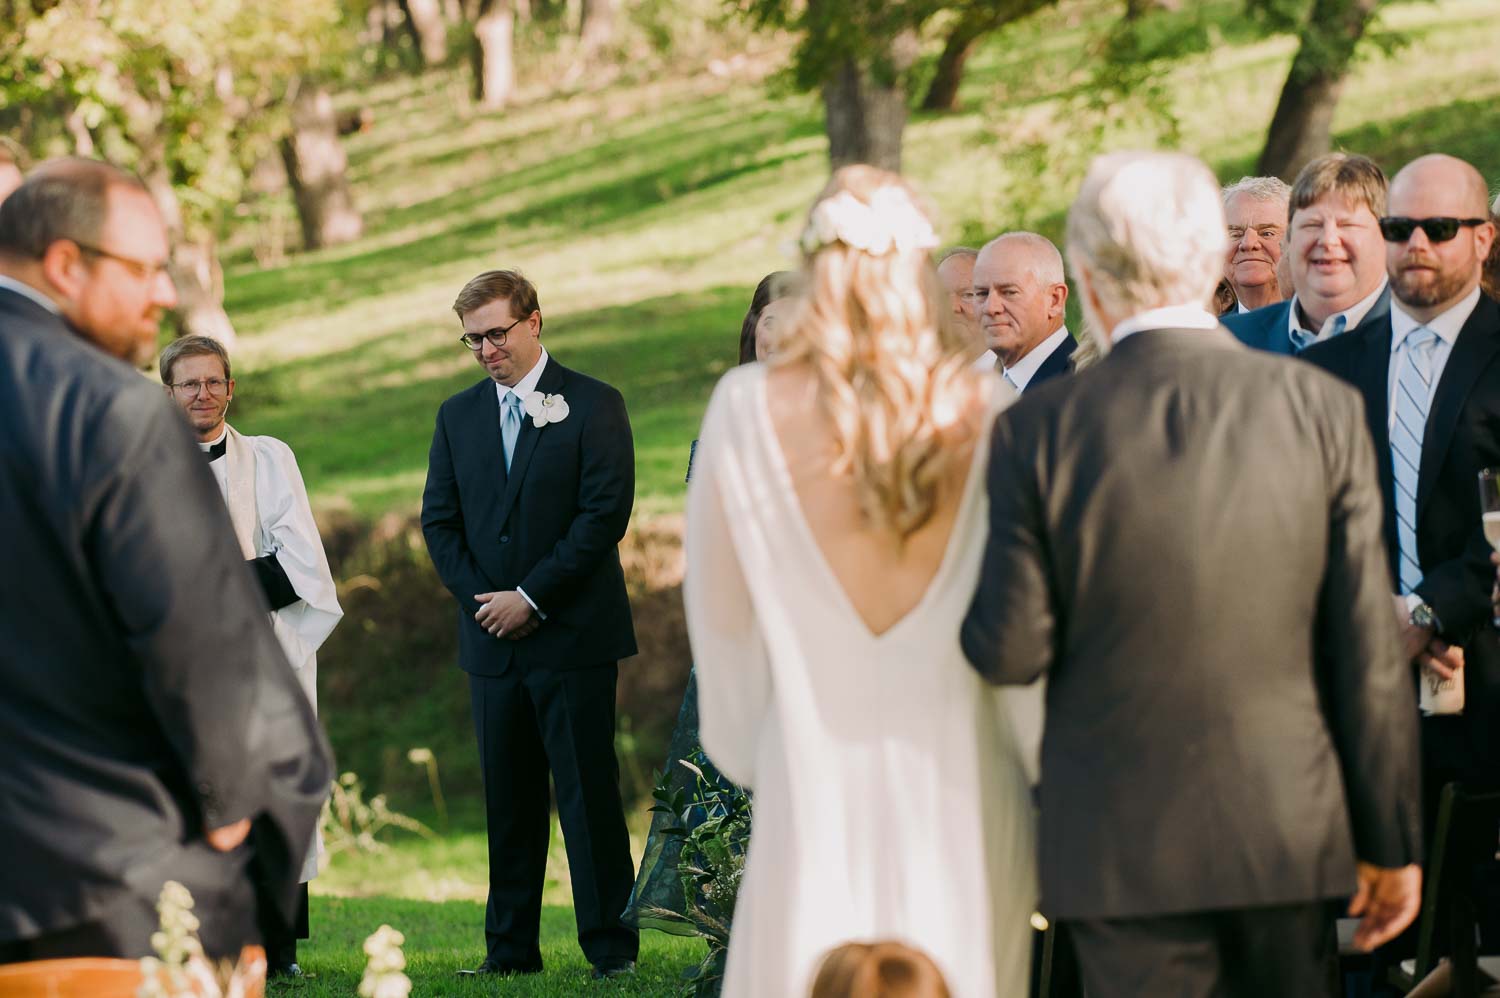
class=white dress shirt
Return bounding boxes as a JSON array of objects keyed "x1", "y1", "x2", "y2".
[
  {"x1": 1111, "y1": 304, "x2": 1221, "y2": 344},
  {"x1": 1386, "y1": 285, "x2": 1480, "y2": 432},
  {"x1": 1002, "y1": 326, "x2": 1072, "y2": 392},
  {"x1": 1288, "y1": 278, "x2": 1388, "y2": 346},
  {"x1": 0, "y1": 275, "x2": 61, "y2": 315},
  {"x1": 495, "y1": 347, "x2": 550, "y2": 616}
]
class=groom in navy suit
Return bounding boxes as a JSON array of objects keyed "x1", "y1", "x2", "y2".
[{"x1": 421, "y1": 270, "x2": 639, "y2": 979}]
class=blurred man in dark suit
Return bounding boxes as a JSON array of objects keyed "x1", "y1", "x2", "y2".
[{"x1": 0, "y1": 159, "x2": 331, "y2": 963}]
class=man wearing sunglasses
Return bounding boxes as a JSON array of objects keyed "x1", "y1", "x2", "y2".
[
  {"x1": 1224, "y1": 153, "x2": 1391, "y2": 355},
  {"x1": 422, "y1": 269, "x2": 639, "y2": 981},
  {"x1": 1302, "y1": 152, "x2": 1500, "y2": 946},
  {"x1": 0, "y1": 160, "x2": 330, "y2": 963}
]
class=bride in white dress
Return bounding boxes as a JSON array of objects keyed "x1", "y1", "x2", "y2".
[{"x1": 685, "y1": 166, "x2": 1041, "y2": 998}]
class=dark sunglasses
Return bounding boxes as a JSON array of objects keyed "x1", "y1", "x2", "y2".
[{"x1": 1378, "y1": 216, "x2": 1490, "y2": 243}]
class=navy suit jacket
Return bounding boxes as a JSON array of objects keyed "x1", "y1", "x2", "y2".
[
  {"x1": 421, "y1": 358, "x2": 638, "y2": 676},
  {"x1": 1027, "y1": 332, "x2": 1076, "y2": 390},
  {"x1": 1301, "y1": 293, "x2": 1500, "y2": 770},
  {"x1": 1222, "y1": 286, "x2": 1391, "y2": 355}
]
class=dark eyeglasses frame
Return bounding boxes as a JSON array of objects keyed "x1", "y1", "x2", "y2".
[
  {"x1": 1378, "y1": 216, "x2": 1491, "y2": 244},
  {"x1": 459, "y1": 317, "x2": 525, "y2": 351},
  {"x1": 170, "y1": 378, "x2": 231, "y2": 398},
  {"x1": 70, "y1": 239, "x2": 170, "y2": 280}
]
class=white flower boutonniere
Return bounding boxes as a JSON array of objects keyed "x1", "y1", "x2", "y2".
[{"x1": 523, "y1": 391, "x2": 570, "y2": 428}]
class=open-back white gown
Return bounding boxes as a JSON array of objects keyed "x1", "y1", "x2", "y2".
[{"x1": 685, "y1": 364, "x2": 1041, "y2": 998}]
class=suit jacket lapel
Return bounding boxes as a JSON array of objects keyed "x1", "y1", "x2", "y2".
[
  {"x1": 1031, "y1": 334, "x2": 1076, "y2": 388},
  {"x1": 495, "y1": 359, "x2": 567, "y2": 526},
  {"x1": 463, "y1": 381, "x2": 506, "y2": 519},
  {"x1": 1418, "y1": 295, "x2": 1500, "y2": 517}
]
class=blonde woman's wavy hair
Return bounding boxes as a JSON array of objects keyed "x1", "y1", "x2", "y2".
[{"x1": 773, "y1": 165, "x2": 978, "y2": 542}]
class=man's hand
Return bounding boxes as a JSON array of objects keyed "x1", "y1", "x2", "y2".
[
  {"x1": 1393, "y1": 594, "x2": 1433, "y2": 663},
  {"x1": 1348, "y1": 861, "x2": 1422, "y2": 952},
  {"x1": 1419, "y1": 639, "x2": 1464, "y2": 682},
  {"x1": 205, "y1": 817, "x2": 251, "y2": 853},
  {"x1": 475, "y1": 591, "x2": 538, "y2": 640}
]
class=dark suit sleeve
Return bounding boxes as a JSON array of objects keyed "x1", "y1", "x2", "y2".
[
  {"x1": 519, "y1": 386, "x2": 635, "y2": 612},
  {"x1": 1315, "y1": 386, "x2": 1422, "y2": 867},
  {"x1": 249, "y1": 553, "x2": 299, "y2": 610},
  {"x1": 961, "y1": 410, "x2": 1057, "y2": 684},
  {"x1": 420, "y1": 405, "x2": 495, "y2": 610},
  {"x1": 1414, "y1": 533, "x2": 1495, "y2": 640},
  {"x1": 84, "y1": 388, "x2": 330, "y2": 842}
]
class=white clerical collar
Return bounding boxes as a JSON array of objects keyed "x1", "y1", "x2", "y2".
[
  {"x1": 1289, "y1": 278, "x2": 1387, "y2": 344},
  {"x1": 1002, "y1": 326, "x2": 1070, "y2": 392},
  {"x1": 0, "y1": 274, "x2": 62, "y2": 315},
  {"x1": 1111, "y1": 304, "x2": 1220, "y2": 344},
  {"x1": 198, "y1": 426, "x2": 229, "y2": 452},
  {"x1": 1390, "y1": 285, "x2": 1480, "y2": 353},
  {"x1": 495, "y1": 346, "x2": 550, "y2": 406}
]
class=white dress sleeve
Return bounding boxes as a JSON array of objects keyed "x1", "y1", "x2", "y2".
[
  {"x1": 684, "y1": 378, "x2": 771, "y2": 789},
  {"x1": 252, "y1": 437, "x2": 344, "y2": 684}
]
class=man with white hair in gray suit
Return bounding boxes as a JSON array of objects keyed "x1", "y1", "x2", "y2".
[{"x1": 962, "y1": 150, "x2": 1424, "y2": 998}]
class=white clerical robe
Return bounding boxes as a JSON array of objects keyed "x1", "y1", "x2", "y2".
[{"x1": 210, "y1": 424, "x2": 343, "y2": 882}]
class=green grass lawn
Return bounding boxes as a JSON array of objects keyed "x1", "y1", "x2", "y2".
[
  {"x1": 284, "y1": 811, "x2": 703, "y2": 996},
  {"x1": 224, "y1": 0, "x2": 1500, "y2": 522}
]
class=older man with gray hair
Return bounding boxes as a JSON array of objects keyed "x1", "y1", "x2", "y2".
[
  {"x1": 968, "y1": 230, "x2": 1075, "y2": 387},
  {"x1": 1221, "y1": 175, "x2": 1291, "y2": 313},
  {"x1": 962, "y1": 150, "x2": 1422, "y2": 998}
]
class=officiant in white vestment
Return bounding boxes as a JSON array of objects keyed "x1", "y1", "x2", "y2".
[{"x1": 159, "y1": 335, "x2": 343, "y2": 979}]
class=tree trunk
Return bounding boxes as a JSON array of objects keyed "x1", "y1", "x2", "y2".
[
  {"x1": 399, "y1": 0, "x2": 450, "y2": 66},
  {"x1": 1255, "y1": 0, "x2": 1379, "y2": 180},
  {"x1": 119, "y1": 83, "x2": 237, "y2": 350},
  {"x1": 1125, "y1": 0, "x2": 1181, "y2": 17},
  {"x1": 579, "y1": 0, "x2": 614, "y2": 55},
  {"x1": 280, "y1": 81, "x2": 364, "y2": 251},
  {"x1": 471, "y1": 0, "x2": 515, "y2": 108},
  {"x1": 822, "y1": 39, "x2": 916, "y2": 174},
  {"x1": 921, "y1": 16, "x2": 986, "y2": 111}
]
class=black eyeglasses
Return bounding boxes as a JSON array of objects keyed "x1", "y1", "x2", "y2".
[
  {"x1": 70, "y1": 239, "x2": 170, "y2": 280},
  {"x1": 1378, "y1": 216, "x2": 1490, "y2": 243},
  {"x1": 459, "y1": 317, "x2": 525, "y2": 351}
]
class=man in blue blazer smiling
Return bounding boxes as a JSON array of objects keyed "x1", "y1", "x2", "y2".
[
  {"x1": 422, "y1": 269, "x2": 639, "y2": 980},
  {"x1": 1224, "y1": 154, "x2": 1391, "y2": 355}
]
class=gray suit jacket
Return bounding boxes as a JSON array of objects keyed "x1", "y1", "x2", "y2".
[
  {"x1": 0, "y1": 288, "x2": 331, "y2": 944},
  {"x1": 961, "y1": 325, "x2": 1422, "y2": 920}
]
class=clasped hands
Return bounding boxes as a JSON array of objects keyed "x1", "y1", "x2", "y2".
[{"x1": 475, "y1": 590, "x2": 540, "y2": 640}]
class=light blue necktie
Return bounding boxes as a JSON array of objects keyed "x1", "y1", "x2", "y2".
[
  {"x1": 501, "y1": 392, "x2": 523, "y2": 471},
  {"x1": 1391, "y1": 326, "x2": 1438, "y2": 594}
]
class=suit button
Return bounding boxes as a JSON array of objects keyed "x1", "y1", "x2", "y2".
[{"x1": 499, "y1": 534, "x2": 510, "y2": 543}]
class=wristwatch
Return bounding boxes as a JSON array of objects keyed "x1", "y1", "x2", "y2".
[{"x1": 1407, "y1": 595, "x2": 1441, "y2": 633}]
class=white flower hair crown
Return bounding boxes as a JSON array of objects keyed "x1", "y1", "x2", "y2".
[{"x1": 799, "y1": 186, "x2": 940, "y2": 257}]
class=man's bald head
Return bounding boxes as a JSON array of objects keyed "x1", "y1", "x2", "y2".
[
  {"x1": 1385, "y1": 154, "x2": 1495, "y2": 322},
  {"x1": 1390, "y1": 154, "x2": 1490, "y2": 217},
  {"x1": 971, "y1": 231, "x2": 1068, "y2": 367}
]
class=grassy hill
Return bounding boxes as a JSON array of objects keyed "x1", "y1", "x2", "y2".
[{"x1": 226, "y1": 0, "x2": 1500, "y2": 521}]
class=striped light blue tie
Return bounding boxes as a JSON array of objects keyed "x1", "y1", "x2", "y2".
[{"x1": 1391, "y1": 326, "x2": 1438, "y2": 594}]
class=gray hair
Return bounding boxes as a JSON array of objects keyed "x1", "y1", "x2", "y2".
[
  {"x1": 1066, "y1": 151, "x2": 1225, "y2": 319},
  {"x1": 978, "y1": 231, "x2": 1065, "y2": 285},
  {"x1": 1221, "y1": 175, "x2": 1291, "y2": 209},
  {"x1": 937, "y1": 246, "x2": 978, "y2": 265},
  {"x1": 0, "y1": 157, "x2": 149, "y2": 261}
]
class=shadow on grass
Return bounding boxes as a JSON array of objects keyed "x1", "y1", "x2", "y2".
[{"x1": 292, "y1": 895, "x2": 701, "y2": 997}]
